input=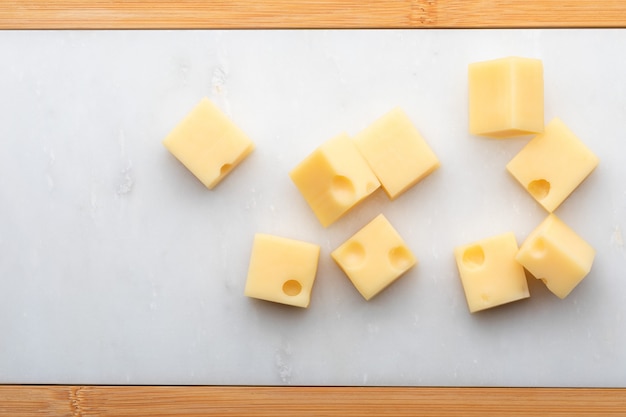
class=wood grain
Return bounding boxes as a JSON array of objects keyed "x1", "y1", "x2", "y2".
[
  {"x1": 1, "y1": 0, "x2": 626, "y2": 29},
  {"x1": 0, "y1": 386, "x2": 624, "y2": 416}
]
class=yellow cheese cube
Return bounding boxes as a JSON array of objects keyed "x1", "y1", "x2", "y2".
[
  {"x1": 289, "y1": 133, "x2": 380, "y2": 227},
  {"x1": 354, "y1": 108, "x2": 440, "y2": 200},
  {"x1": 469, "y1": 56, "x2": 544, "y2": 138},
  {"x1": 331, "y1": 214, "x2": 416, "y2": 300},
  {"x1": 506, "y1": 118, "x2": 599, "y2": 212},
  {"x1": 244, "y1": 234, "x2": 320, "y2": 308},
  {"x1": 454, "y1": 232, "x2": 529, "y2": 313},
  {"x1": 516, "y1": 214, "x2": 595, "y2": 299},
  {"x1": 163, "y1": 97, "x2": 254, "y2": 189}
]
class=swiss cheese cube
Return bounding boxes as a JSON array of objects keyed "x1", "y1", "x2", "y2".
[
  {"x1": 289, "y1": 133, "x2": 380, "y2": 227},
  {"x1": 163, "y1": 97, "x2": 254, "y2": 189},
  {"x1": 469, "y1": 56, "x2": 544, "y2": 138},
  {"x1": 354, "y1": 108, "x2": 440, "y2": 200},
  {"x1": 331, "y1": 214, "x2": 416, "y2": 300},
  {"x1": 244, "y1": 234, "x2": 320, "y2": 308},
  {"x1": 506, "y1": 118, "x2": 599, "y2": 212},
  {"x1": 516, "y1": 214, "x2": 595, "y2": 299},
  {"x1": 454, "y1": 232, "x2": 529, "y2": 313}
]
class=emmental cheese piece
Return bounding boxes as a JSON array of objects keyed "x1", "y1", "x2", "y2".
[
  {"x1": 354, "y1": 108, "x2": 440, "y2": 200},
  {"x1": 244, "y1": 234, "x2": 320, "y2": 308},
  {"x1": 469, "y1": 56, "x2": 544, "y2": 138},
  {"x1": 516, "y1": 214, "x2": 595, "y2": 299},
  {"x1": 506, "y1": 118, "x2": 599, "y2": 213},
  {"x1": 331, "y1": 214, "x2": 416, "y2": 300},
  {"x1": 289, "y1": 133, "x2": 380, "y2": 227},
  {"x1": 454, "y1": 232, "x2": 529, "y2": 313},
  {"x1": 163, "y1": 97, "x2": 254, "y2": 189}
]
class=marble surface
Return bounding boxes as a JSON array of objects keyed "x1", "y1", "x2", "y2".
[{"x1": 0, "y1": 29, "x2": 625, "y2": 386}]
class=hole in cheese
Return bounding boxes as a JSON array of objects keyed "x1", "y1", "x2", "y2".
[
  {"x1": 531, "y1": 238, "x2": 547, "y2": 258},
  {"x1": 282, "y1": 280, "x2": 302, "y2": 296},
  {"x1": 388, "y1": 246, "x2": 413, "y2": 271},
  {"x1": 341, "y1": 241, "x2": 366, "y2": 269},
  {"x1": 330, "y1": 175, "x2": 356, "y2": 205},
  {"x1": 527, "y1": 179, "x2": 550, "y2": 200},
  {"x1": 220, "y1": 163, "x2": 233, "y2": 176},
  {"x1": 462, "y1": 245, "x2": 485, "y2": 269},
  {"x1": 366, "y1": 181, "x2": 379, "y2": 194}
]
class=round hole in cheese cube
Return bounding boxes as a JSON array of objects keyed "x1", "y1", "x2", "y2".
[
  {"x1": 341, "y1": 241, "x2": 366, "y2": 269},
  {"x1": 531, "y1": 238, "x2": 547, "y2": 259},
  {"x1": 366, "y1": 181, "x2": 379, "y2": 194},
  {"x1": 527, "y1": 179, "x2": 551, "y2": 201},
  {"x1": 462, "y1": 245, "x2": 485, "y2": 270},
  {"x1": 330, "y1": 175, "x2": 356, "y2": 205},
  {"x1": 220, "y1": 163, "x2": 233, "y2": 176},
  {"x1": 388, "y1": 246, "x2": 413, "y2": 271},
  {"x1": 282, "y1": 280, "x2": 302, "y2": 296}
]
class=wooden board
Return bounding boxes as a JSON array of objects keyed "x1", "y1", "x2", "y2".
[
  {"x1": 0, "y1": 0, "x2": 625, "y2": 29},
  {"x1": 1, "y1": 386, "x2": 626, "y2": 416},
  {"x1": 1, "y1": 0, "x2": 625, "y2": 415}
]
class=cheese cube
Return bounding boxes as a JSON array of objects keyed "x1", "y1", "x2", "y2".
[
  {"x1": 354, "y1": 108, "x2": 440, "y2": 200},
  {"x1": 244, "y1": 234, "x2": 320, "y2": 308},
  {"x1": 469, "y1": 56, "x2": 544, "y2": 138},
  {"x1": 331, "y1": 214, "x2": 416, "y2": 300},
  {"x1": 516, "y1": 214, "x2": 595, "y2": 299},
  {"x1": 506, "y1": 118, "x2": 599, "y2": 212},
  {"x1": 289, "y1": 133, "x2": 380, "y2": 227},
  {"x1": 163, "y1": 97, "x2": 254, "y2": 189},
  {"x1": 454, "y1": 232, "x2": 529, "y2": 313}
]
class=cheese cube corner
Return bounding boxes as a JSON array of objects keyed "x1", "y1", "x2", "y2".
[
  {"x1": 244, "y1": 234, "x2": 321, "y2": 308},
  {"x1": 354, "y1": 107, "x2": 440, "y2": 200},
  {"x1": 163, "y1": 97, "x2": 254, "y2": 189},
  {"x1": 516, "y1": 214, "x2": 595, "y2": 299},
  {"x1": 331, "y1": 214, "x2": 416, "y2": 300},
  {"x1": 506, "y1": 118, "x2": 599, "y2": 212},
  {"x1": 289, "y1": 133, "x2": 380, "y2": 227},
  {"x1": 454, "y1": 232, "x2": 529, "y2": 313},
  {"x1": 469, "y1": 56, "x2": 544, "y2": 138}
]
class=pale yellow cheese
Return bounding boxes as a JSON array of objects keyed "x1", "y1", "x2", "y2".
[
  {"x1": 244, "y1": 234, "x2": 320, "y2": 308},
  {"x1": 331, "y1": 214, "x2": 416, "y2": 300},
  {"x1": 506, "y1": 118, "x2": 599, "y2": 212},
  {"x1": 163, "y1": 97, "x2": 254, "y2": 189},
  {"x1": 453, "y1": 232, "x2": 529, "y2": 313},
  {"x1": 469, "y1": 56, "x2": 544, "y2": 138},
  {"x1": 516, "y1": 214, "x2": 595, "y2": 299},
  {"x1": 289, "y1": 133, "x2": 380, "y2": 227},
  {"x1": 354, "y1": 108, "x2": 440, "y2": 200}
]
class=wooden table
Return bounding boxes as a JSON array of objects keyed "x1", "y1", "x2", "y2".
[{"x1": 1, "y1": 1, "x2": 625, "y2": 415}]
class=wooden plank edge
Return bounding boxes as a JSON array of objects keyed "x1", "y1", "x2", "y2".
[
  {"x1": 1, "y1": 0, "x2": 626, "y2": 29},
  {"x1": 1, "y1": 386, "x2": 626, "y2": 416}
]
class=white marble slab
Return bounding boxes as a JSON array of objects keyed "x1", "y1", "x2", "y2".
[{"x1": 0, "y1": 29, "x2": 625, "y2": 386}]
